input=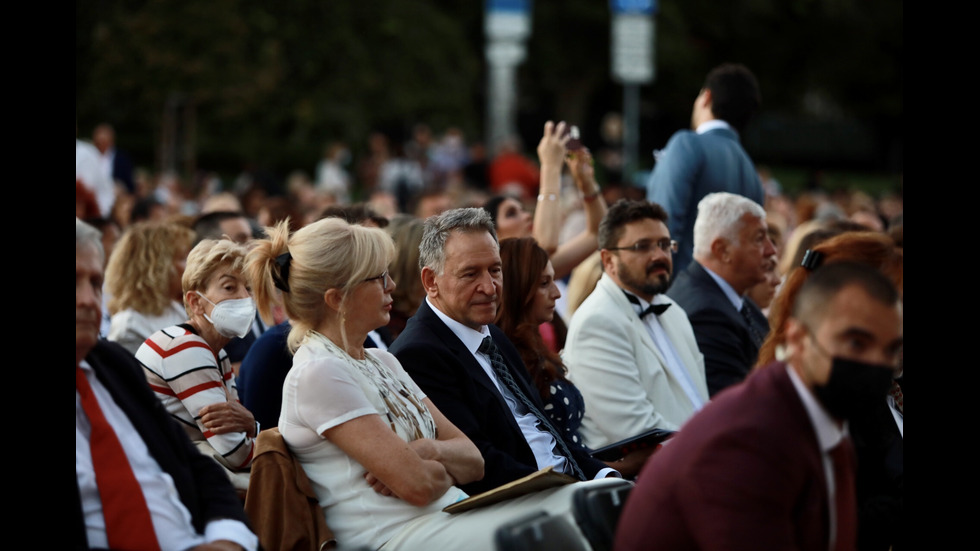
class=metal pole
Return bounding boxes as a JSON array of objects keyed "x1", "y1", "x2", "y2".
[
  {"x1": 610, "y1": 1, "x2": 657, "y2": 185},
  {"x1": 485, "y1": 2, "x2": 531, "y2": 150},
  {"x1": 623, "y1": 83, "x2": 640, "y2": 184}
]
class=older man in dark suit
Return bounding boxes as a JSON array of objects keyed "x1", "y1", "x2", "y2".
[
  {"x1": 75, "y1": 218, "x2": 255, "y2": 551},
  {"x1": 667, "y1": 191, "x2": 776, "y2": 396},
  {"x1": 616, "y1": 262, "x2": 903, "y2": 551},
  {"x1": 389, "y1": 208, "x2": 614, "y2": 495}
]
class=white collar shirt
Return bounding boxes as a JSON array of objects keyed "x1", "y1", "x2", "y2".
[
  {"x1": 702, "y1": 264, "x2": 745, "y2": 312},
  {"x1": 696, "y1": 119, "x2": 734, "y2": 135},
  {"x1": 76, "y1": 360, "x2": 257, "y2": 551},
  {"x1": 787, "y1": 364, "x2": 847, "y2": 551},
  {"x1": 624, "y1": 291, "x2": 705, "y2": 412}
]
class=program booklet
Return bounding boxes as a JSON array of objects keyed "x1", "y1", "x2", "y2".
[
  {"x1": 589, "y1": 427, "x2": 675, "y2": 462},
  {"x1": 442, "y1": 466, "x2": 578, "y2": 514}
]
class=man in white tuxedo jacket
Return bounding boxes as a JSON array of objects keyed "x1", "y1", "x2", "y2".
[{"x1": 564, "y1": 200, "x2": 708, "y2": 451}]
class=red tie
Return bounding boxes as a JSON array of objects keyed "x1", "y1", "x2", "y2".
[
  {"x1": 76, "y1": 365, "x2": 161, "y2": 551},
  {"x1": 889, "y1": 380, "x2": 903, "y2": 415},
  {"x1": 829, "y1": 437, "x2": 857, "y2": 551}
]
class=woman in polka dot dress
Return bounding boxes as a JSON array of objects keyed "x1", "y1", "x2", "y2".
[{"x1": 496, "y1": 237, "x2": 588, "y2": 450}]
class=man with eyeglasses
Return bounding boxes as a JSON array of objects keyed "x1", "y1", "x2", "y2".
[
  {"x1": 564, "y1": 199, "x2": 709, "y2": 461},
  {"x1": 667, "y1": 192, "x2": 777, "y2": 397}
]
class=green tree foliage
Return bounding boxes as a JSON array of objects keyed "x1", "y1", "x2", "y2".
[
  {"x1": 649, "y1": 0, "x2": 902, "y2": 125},
  {"x1": 78, "y1": 0, "x2": 482, "y2": 174},
  {"x1": 77, "y1": 0, "x2": 900, "y2": 176}
]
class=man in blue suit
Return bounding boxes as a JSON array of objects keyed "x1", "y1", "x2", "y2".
[{"x1": 647, "y1": 63, "x2": 764, "y2": 273}]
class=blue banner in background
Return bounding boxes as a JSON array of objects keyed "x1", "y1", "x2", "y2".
[
  {"x1": 487, "y1": 0, "x2": 531, "y2": 14},
  {"x1": 610, "y1": 0, "x2": 657, "y2": 15}
]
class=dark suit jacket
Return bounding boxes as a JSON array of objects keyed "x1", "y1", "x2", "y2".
[
  {"x1": 389, "y1": 300, "x2": 607, "y2": 495},
  {"x1": 110, "y1": 148, "x2": 135, "y2": 193},
  {"x1": 76, "y1": 340, "x2": 249, "y2": 549},
  {"x1": 615, "y1": 363, "x2": 834, "y2": 551},
  {"x1": 851, "y1": 378, "x2": 903, "y2": 551},
  {"x1": 667, "y1": 261, "x2": 766, "y2": 396},
  {"x1": 239, "y1": 321, "x2": 293, "y2": 430}
]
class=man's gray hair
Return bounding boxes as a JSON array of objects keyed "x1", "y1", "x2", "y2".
[
  {"x1": 419, "y1": 208, "x2": 498, "y2": 274},
  {"x1": 76, "y1": 217, "x2": 105, "y2": 263},
  {"x1": 692, "y1": 192, "x2": 766, "y2": 259}
]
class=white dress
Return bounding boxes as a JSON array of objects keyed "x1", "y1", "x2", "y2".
[{"x1": 279, "y1": 332, "x2": 466, "y2": 550}]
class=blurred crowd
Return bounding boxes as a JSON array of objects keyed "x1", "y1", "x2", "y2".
[
  {"x1": 77, "y1": 96, "x2": 902, "y2": 550},
  {"x1": 75, "y1": 120, "x2": 901, "y2": 279}
]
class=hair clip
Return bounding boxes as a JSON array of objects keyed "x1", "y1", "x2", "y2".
[
  {"x1": 800, "y1": 249, "x2": 824, "y2": 271},
  {"x1": 273, "y1": 251, "x2": 292, "y2": 292}
]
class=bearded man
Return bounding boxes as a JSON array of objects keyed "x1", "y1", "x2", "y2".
[{"x1": 564, "y1": 200, "x2": 708, "y2": 452}]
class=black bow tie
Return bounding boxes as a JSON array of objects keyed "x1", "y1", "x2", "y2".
[{"x1": 624, "y1": 291, "x2": 671, "y2": 318}]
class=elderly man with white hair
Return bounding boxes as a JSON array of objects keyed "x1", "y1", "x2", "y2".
[
  {"x1": 75, "y1": 218, "x2": 256, "y2": 551},
  {"x1": 667, "y1": 192, "x2": 776, "y2": 396}
]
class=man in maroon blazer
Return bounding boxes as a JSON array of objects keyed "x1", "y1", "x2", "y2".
[{"x1": 615, "y1": 262, "x2": 903, "y2": 551}]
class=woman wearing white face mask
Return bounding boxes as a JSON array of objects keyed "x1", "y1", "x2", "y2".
[{"x1": 136, "y1": 238, "x2": 258, "y2": 476}]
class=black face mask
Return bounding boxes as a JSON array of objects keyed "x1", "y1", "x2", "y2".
[{"x1": 812, "y1": 357, "x2": 895, "y2": 421}]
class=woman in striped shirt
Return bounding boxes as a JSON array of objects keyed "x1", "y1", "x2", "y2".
[{"x1": 137, "y1": 238, "x2": 258, "y2": 473}]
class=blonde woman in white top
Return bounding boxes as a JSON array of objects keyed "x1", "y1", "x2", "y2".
[
  {"x1": 249, "y1": 216, "x2": 636, "y2": 550},
  {"x1": 247, "y1": 218, "x2": 484, "y2": 549}
]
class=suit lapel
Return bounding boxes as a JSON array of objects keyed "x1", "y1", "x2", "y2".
[
  {"x1": 630, "y1": 309, "x2": 670, "y2": 369},
  {"x1": 598, "y1": 275, "x2": 670, "y2": 370},
  {"x1": 415, "y1": 302, "x2": 525, "y2": 434},
  {"x1": 690, "y1": 262, "x2": 750, "y2": 332},
  {"x1": 771, "y1": 366, "x2": 831, "y2": 541},
  {"x1": 489, "y1": 325, "x2": 544, "y2": 406},
  {"x1": 86, "y1": 344, "x2": 180, "y2": 483}
]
